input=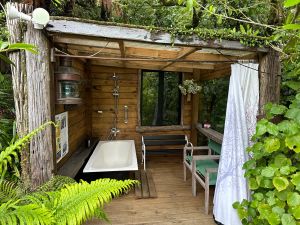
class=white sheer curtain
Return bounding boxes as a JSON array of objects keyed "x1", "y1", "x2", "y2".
[{"x1": 213, "y1": 63, "x2": 259, "y2": 225}]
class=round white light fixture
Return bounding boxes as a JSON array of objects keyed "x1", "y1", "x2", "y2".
[
  {"x1": 32, "y1": 8, "x2": 50, "y2": 29},
  {"x1": 6, "y1": 4, "x2": 50, "y2": 29}
]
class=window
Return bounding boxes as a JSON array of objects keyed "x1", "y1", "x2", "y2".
[{"x1": 140, "y1": 71, "x2": 182, "y2": 126}]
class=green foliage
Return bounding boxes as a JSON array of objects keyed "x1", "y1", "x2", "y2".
[
  {"x1": 0, "y1": 12, "x2": 8, "y2": 41},
  {"x1": 0, "y1": 73, "x2": 15, "y2": 149},
  {"x1": 50, "y1": 0, "x2": 101, "y2": 20},
  {"x1": 234, "y1": 100, "x2": 300, "y2": 224},
  {"x1": 0, "y1": 200, "x2": 54, "y2": 225},
  {"x1": 0, "y1": 123, "x2": 137, "y2": 225},
  {"x1": 141, "y1": 71, "x2": 181, "y2": 126},
  {"x1": 0, "y1": 121, "x2": 55, "y2": 180},
  {"x1": 36, "y1": 175, "x2": 76, "y2": 192},
  {"x1": 0, "y1": 41, "x2": 37, "y2": 65},
  {"x1": 0, "y1": 178, "x2": 137, "y2": 225},
  {"x1": 0, "y1": 180, "x2": 20, "y2": 203},
  {"x1": 108, "y1": 0, "x2": 273, "y2": 47},
  {"x1": 200, "y1": 77, "x2": 229, "y2": 133}
]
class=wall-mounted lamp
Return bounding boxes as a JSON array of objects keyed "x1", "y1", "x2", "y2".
[{"x1": 7, "y1": 4, "x2": 50, "y2": 29}]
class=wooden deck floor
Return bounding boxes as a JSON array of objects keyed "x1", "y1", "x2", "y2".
[{"x1": 85, "y1": 155, "x2": 216, "y2": 225}]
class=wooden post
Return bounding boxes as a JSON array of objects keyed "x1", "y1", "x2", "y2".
[
  {"x1": 7, "y1": 3, "x2": 53, "y2": 189},
  {"x1": 191, "y1": 70, "x2": 200, "y2": 145},
  {"x1": 259, "y1": 49, "x2": 281, "y2": 115}
]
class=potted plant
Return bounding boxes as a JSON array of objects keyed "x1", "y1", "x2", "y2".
[{"x1": 178, "y1": 79, "x2": 202, "y2": 101}]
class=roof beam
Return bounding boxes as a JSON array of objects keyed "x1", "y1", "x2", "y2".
[
  {"x1": 118, "y1": 41, "x2": 126, "y2": 67},
  {"x1": 47, "y1": 19, "x2": 269, "y2": 53},
  {"x1": 161, "y1": 47, "x2": 198, "y2": 70}
]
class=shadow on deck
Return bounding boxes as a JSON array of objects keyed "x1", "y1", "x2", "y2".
[{"x1": 85, "y1": 155, "x2": 216, "y2": 225}]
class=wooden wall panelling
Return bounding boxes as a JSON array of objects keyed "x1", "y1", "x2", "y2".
[
  {"x1": 55, "y1": 59, "x2": 89, "y2": 169},
  {"x1": 91, "y1": 66, "x2": 140, "y2": 148}
]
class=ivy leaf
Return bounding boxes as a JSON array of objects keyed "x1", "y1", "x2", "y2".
[
  {"x1": 272, "y1": 206, "x2": 285, "y2": 216},
  {"x1": 273, "y1": 177, "x2": 289, "y2": 192},
  {"x1": 285, "y1": 108, "x2": 300, "y2": 123},
  {"x1": 285, "y1": 134, "x2": 300, "y2": 153},
  {"x1": 232, "y1": 201, "x2": 240, "y2": 209},
  {"x1": 255, "y1": 120, "x2": 268, "y2": 136},
  {"x1": 291, "y1": 172, "x2": 300, "y2": 186},
  {"x1": 284, "y1": 0, "x2": 300, "y2": 8},
  {"x1": 261, "y1": 178, "x2": 274, "y2": 189},
  {"x1": 287, "y1": 192, "x2": 300, "y2": 207},
  {"x1": 267, "y1": 122, "x2": 279, "y2": 136},
  {"x1": 280, "y1": 166, "x2": 291, "y2": 175},
  {"x1": 264, "y1": 137, "x2": 281, "y2": 153},
  {"x1": 291, "y1": 206, "x2": 300, "y2": 219},
  {"x1": 237, "y1": 207, "x2": 248, "y2": 220},
  {"x1": 278, "y1": 120, "x2": 299, "y2": 136},
  {"x1": 243, "y1": 159, "x2": 256, "y2": 170},
  {"x1": 253, "y1": 192, "x2": 264, "y2": 201},
  {"x1": 267, "y1": 213, "x2": 281, "y2": 225},
  {"x1": 274, "y1": 154, "x2": 292, "y2": 167},
  {"x1": 281, "y1": 214, "x2": 296, "y2": 225},
  {"x1": 276, "y1": 189, "x2": 288, "y2": 201},
  {"x1": 249, "y1": 178, "x2": 259, "y2": 190},
  {"x1": 261, "y1": 167, "x2": 276, "y2": 178},
  {"x1": 270, "y1": 104, "x2": 287, "y2": 115}
]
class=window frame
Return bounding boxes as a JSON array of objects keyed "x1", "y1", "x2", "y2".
[{"x1": 138, "y1": 69, "x2": 183, "y2": 127}]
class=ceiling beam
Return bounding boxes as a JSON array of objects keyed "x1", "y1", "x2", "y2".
[
  {"x1": 118, "y1": 41, "x2": 126, "y2": 67},
  {"x1": 90, "y1": 59, "x2": 194, "y2": 72},
  {"x1": 161, "y1": 47, "x2": 198, "y2": 70}
]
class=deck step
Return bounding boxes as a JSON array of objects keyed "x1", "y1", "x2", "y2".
[{"x1": 134, "y1": 170, "x2": 157, "y2": 199}]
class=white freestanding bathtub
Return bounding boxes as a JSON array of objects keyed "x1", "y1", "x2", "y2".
[{"x1": 83, "y1": 140, "x2": 138, "y2": 173}]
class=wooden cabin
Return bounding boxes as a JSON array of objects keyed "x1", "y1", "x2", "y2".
[{"x1": 7, "y1": 14, "x2": 280, "y2": 224}]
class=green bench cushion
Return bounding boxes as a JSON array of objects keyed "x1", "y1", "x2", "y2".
[
  {"x1": 186, "y1": 156, "x2": 218, "y2": 185},
  {"x1": 208, "y1": 139, "x2": 222, "y2": 155}
]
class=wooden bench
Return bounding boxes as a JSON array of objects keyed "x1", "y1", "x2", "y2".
[{"x1": 142, "y1": 134, "x2": 189, "y2": 170}]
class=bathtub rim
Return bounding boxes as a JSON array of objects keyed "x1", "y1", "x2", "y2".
[{"x1": 82, "y1": 139, "x2": 138, "y2": 173}]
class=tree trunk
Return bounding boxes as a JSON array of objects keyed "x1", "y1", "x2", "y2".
[
  {"x1": 7, "y1": 3, "x2": 53, "y2": 189},
  {"x1": 101, "y1": 0, "x2": 112, "y2": 21},
  {"x1": 25, "y1": 22, "x2": 53, "y2": 189},
  {"x1": 259, "y1": 49, "x2": 281, "y2": 115},
  {"x1": 7, "y1": 3, "x2": 31, "y2": 189}
]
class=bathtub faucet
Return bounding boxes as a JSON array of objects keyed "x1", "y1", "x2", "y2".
[{"x1": 111, "y1": 127, "x2": 120, "y2": 137}]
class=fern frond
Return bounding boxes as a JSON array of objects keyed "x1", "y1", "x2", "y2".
[
  {"x1": 0, "y1": 180, "x2": 19, "y2": 204},
  {"x1": 51, "y1": 178, "x2": 137, "y2": 225},
  {"x1": 0, "y1": 121, "x2": 56, "y2": 177},
  {"x1": 36, "y1": 175, "x2": 76, "y2": 192},
  {"x1": 0, "y1": 200, "x2": 54, "y2": 225}
]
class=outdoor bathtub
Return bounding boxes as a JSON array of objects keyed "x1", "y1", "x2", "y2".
[{"x1": 83, "y1": 140, "x2": 138, "y2": 173}]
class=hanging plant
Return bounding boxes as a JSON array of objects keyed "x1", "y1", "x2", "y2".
[{"x1": 178, "y1": 79, "x2": 202, "y2": 95}]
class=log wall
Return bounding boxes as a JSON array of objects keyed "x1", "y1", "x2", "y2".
[{"x1": 56, "y1": 59, "x2": 90, "y2": 169}]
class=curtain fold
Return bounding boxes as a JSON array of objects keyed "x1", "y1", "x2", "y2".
[{"x1": 213, "y1": 63, "x2": 259, "y2": 225}]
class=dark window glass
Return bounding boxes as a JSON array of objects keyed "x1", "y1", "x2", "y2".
[{"x1": 141, "y1": 71, "x2": 181, "y2": 126}]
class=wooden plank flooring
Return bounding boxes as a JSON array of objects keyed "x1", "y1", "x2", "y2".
[
  {"x1": 135, "y1": 170, "x2": 157, "y2": 199},
  {"x1": 85, "y1": 155, "x2": 216, "y2": 225}
]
